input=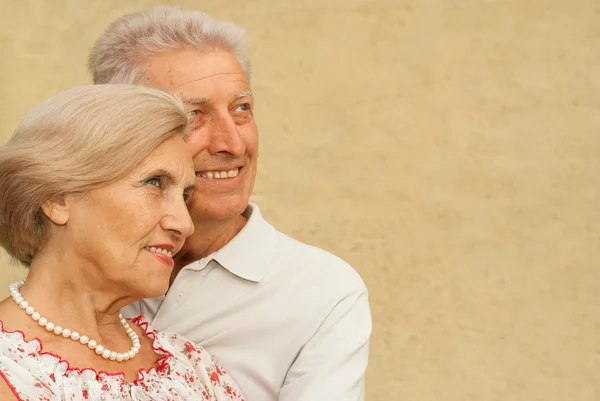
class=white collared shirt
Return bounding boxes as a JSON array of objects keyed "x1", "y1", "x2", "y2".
[{"x1": 123, "y1": 204, "x2": 371, "y2": 401}]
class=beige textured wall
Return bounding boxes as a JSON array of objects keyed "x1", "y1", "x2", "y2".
[{"x1": 1, "y1": 0, "x2": 599, "y2": 399}]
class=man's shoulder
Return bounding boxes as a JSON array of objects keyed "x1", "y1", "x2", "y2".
[{"x1": 270, "y1": 229, "x2": 367, "y2": 294}]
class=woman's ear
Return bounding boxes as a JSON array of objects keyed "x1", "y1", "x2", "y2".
[{"x1": 41, "y1": 198, "x2": 69, "y2": 225}]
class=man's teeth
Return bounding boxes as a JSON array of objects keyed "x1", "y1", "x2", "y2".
[
  {"x1": 199, "y1": 168, "x2": 239, "y2": 179},
  {"x1": 147, "y1": 247, "x2": 173, "y2": 257}
]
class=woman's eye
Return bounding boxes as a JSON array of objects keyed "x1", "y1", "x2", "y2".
[
  {"x1": 145, "y1": 177, "x2": 162, "y2": 188},
  {"x1": 183, "y1": 190, "x2": 194, "y2": 203}
]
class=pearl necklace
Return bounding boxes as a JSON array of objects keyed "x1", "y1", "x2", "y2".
[{"x1": 10, "y1": 280, "x2": 141, "y2": 362}]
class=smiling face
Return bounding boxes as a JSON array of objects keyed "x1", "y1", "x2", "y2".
[
  {"x1": 61, "y1": 135, "x2": 196, "y2": 299},
  {"x1": 144, "y1": 48, "x2": 258, "y2": 223}
]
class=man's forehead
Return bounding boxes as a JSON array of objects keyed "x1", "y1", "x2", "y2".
[
  {"x1": 174, "y1": 73, "x2": 248, "y2": 91},
  {"x1": 145, "y1": 48, "x2": 248, "y2": 89}
]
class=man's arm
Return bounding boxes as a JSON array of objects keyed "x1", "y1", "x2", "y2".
[{"x1": 279, "y1": 287, "x2": 372, "y2": 401}]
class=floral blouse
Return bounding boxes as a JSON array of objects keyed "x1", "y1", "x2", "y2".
[{"x1": 0, "y1": 316, "x2": 245, "y2": 401}]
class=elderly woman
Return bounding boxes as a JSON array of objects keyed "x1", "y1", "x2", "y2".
[{"x1": 0, "y1": 85, "x2": 245, "y2": 400}]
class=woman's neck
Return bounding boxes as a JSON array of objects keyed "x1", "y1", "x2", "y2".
[{"x1": 12, "y1": 252, "x2": 134, "y2": 345}]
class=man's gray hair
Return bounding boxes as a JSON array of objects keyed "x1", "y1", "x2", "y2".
[{"x1": 88, "y1": 6, "x2": 251, "y2": 84}]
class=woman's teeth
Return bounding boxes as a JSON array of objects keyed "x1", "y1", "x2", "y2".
[{"x1": 146, "y1": 247, "x2": 173, "y2": 257}]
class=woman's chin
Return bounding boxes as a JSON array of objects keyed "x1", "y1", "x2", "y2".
[
  {"x1": 143, "y1": 284, "x2": 170, "y2": 299},
  {"x1": 133, "y1": 276, "x2": 171, "y2": 300}
]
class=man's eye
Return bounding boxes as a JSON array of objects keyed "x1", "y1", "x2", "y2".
[
  {"x1": 236, "y1": 103, "x2": 250, "y2": 112},
  {"x1": 187, "y1": 110, "x2": 201, "y2": 118},
  {"x1": 145, "y1": 177, "x2": 162, "y2": 188}
]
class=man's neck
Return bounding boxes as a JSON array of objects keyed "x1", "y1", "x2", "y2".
[{"x1": 171, "y1": 213, "x2": 248, "y2": 284}]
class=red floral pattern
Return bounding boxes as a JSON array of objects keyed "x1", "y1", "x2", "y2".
[{"x1": 0, "y1": 316, "x2": 245, "y2": 401}]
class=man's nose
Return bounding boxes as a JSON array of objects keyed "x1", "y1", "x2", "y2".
[{"x1": 206, "y1": 113, "x2": 246, "y2": 156}]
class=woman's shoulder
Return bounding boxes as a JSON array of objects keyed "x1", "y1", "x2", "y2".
[
  {"x1": 136, "y1": 315, "x2": 213, "y2": 365},
  {"x1": 131, "y1": 315, "x2": 207, "y2": 355},
  {"x1": 131, "y1": 316, "x2": 245, "y2": 400},
  {"x1": 0, "y1": 319, "x2": 52, "y2": 401},
  {"x1": 0, "y1": 319, "x2": 41, "y2": 361}
]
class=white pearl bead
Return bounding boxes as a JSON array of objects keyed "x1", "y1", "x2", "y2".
[{"x1": 9, "y1": 279, "x2": 141, "y2": 364}]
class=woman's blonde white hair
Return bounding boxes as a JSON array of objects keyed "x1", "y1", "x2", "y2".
[
  {"x1": 88, "y1": 6, "x2": 250, "y2": 84},
  {"x1": 0, "y1": 84, "x2": 189, "y2": 266}
]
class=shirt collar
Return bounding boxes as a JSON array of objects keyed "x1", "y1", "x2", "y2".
[{"x1": 186, "y1": 203, "x2": 276, "y2": 283}]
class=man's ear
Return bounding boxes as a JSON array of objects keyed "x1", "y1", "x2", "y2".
[{"x1": 40, "y1": 198, "x2": 69, "y2": 226}]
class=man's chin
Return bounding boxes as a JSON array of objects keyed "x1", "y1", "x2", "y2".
[{"x1": 189, "y1": 197, "x2": 249, "y2": 223}]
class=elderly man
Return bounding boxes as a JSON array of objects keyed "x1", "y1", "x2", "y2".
[{"x1": 89, "y1": 6, "x2": 371, "y2": 401}]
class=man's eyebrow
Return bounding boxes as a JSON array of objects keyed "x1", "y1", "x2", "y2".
[
  {"x1": 234, "y1": 90, "x2": 253, "y2": 100},
  {"x1": 182, "y1": 90, "x2": 253, "y2": 106},
  {"x1": 182, "y1": 97, "x2": 210, "y2": 106}
]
